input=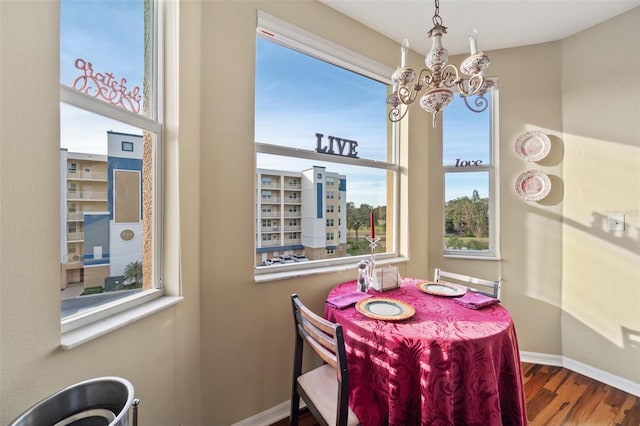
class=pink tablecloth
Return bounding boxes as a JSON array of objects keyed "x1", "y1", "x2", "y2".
[{"x1": 324, "y1": 278, "x2": 527, "y2": 426}]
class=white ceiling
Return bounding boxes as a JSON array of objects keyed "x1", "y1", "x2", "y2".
[{"x1": 320, "y1": 1, "x2": 640, "y2": 57}]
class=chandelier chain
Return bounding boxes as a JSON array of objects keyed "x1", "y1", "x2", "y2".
[{"x1": 432, "y1": 0, "x2": 443, "y2": 26}]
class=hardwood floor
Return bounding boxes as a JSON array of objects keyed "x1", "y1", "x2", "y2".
[
  {"x1": 522, "y1": 363, "x2": 640, "y2": 425},
  {"x1": 275, "y1": 363, "x2": 640, "y2": 425}
]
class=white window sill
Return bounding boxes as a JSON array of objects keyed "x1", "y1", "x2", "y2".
[
  {"x1": 254, "y1": 256, "x2": 408, "y2": 283},
  {"x1": 60, "y1": 296, "x2": 183, "y2": 350},
  {"x1": 443, "y1": 253, "x2": 500, "y2": 261}
]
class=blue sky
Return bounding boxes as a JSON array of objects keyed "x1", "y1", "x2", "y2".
[
  {"x1": 60, "y1": 1, "x2": 488, "y2": 207},
  {"x1": 255, "y1": 37, "x2": 387, "y2": 161},
  {"x1": 256, "y1": 37, "x2": 490, "y2": 206},
  {"x1": 60, "y1": 0, "x2": 144, "y2": 155},
  {"x1": 60, "y1": 0, "x2": 144, "y2": 88},
  {"x1": 443, "y1": 96, "x2": 490, "y2": 166},
  {"x1": 255, "y1": 37, "x2": 390, "y2": 207},
  {"x1": 443, "y1": 94, "x2": 491, "y2": 201}
]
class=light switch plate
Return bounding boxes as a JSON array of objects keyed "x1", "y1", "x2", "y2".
[{"x1": 607, "y1": 213, "x2": 625, "y2": 231}]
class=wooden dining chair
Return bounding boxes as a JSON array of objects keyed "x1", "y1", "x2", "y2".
[
  {"x1": 434, "y1": 268, "x2": 501, "y2": 299},
  {"x1": 290, "y1": 294, "x2": 360, "y2": 426}
]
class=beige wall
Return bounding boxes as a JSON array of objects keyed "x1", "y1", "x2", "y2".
[
  {"x1": 561, "y1": 8, "x2": 640, "y2": 381},
  {"x1": 199, "y1": 4, "x2": 640, "y2": 422},
  {"x1": 1, "y1": 1, "x2": 638, "y2": 426},
  {"x1": 199, "y1": 2, "x2": 411, "y2": 424},
  {"x1": 0, "y1": 1, "x2": 202, "y2": 425},
  {"x1": 425, "y1": 7, "x2": 640, "y2": 383},
  {"x1": 426, "y1": 7, "x2": 640, "y2": 383},
  {"x1": 428, "y1": 41, "x2": 566, "y2": 355}
]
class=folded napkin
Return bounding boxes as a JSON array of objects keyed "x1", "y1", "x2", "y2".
[
  {"x1": 454, "y1": 291, "x2": 500, "y2": 309},
  {"x1": 326, "y1": 292, "x2": 372, "y2": 309}
]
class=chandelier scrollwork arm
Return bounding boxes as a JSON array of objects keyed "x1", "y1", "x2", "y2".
[
  {"x1": 397, "y1": 81, "x2": 417, "y2": 105},
  {"x1": 440, "y1": 64, "x2": 462, "y2": 89},
  {"x1": 463, "y1": 93, "x2": 489, "y2": 113},
  {"x1": 388, "y1": 103, "x2": 408, "y2": 123},
  {"x1": 456, "y1": 72, "x2": 485, "y2": 97}
]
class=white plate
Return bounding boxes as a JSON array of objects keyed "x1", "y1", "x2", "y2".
[
  {"x1": 514, "y1": 130, "x2": 551, "y2": 162},
  {"x1": 417, "y1": 281, "x2": 467, "y2": 297},
  {"x1": 514, "y1": 170, "x2": 551, "y2": 201}
]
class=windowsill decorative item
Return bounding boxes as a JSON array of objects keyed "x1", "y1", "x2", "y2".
[
  {"x1": 358, "y1": 212, "x2": 398, "y2": 292},
  {"x1": 365, "y1": 235, "x2": 380, "y2": 290}
]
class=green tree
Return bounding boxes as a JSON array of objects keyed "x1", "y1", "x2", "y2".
[
  {"x1": 123, "y1": 261, "x2": 143, "y2": 287},
  {"x1": 469, "y1": 190, "x2": 489, "y2": 238},
  {"x1": 444, "y1": 189, "x2": 488, "y2": 238},
  {"x1": 347, "y1": 202, "x2": 375, "y2": 240},
  {"x1": 346, "y1": 202, "x2": 361, "y2": 238}
]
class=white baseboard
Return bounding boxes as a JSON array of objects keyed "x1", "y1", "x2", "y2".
[
  {"x1": 519, "y1": 351, "x2": 564, "y2": 367},
  {"x1": 520, "y1": 351, "x2": 640, "y2": 397},
  {"x1": 235, "y1": 353, "x2": 639, "y2": 425},
  {"x1": 230, "y1": 401, "x2": 290, "y2": 426}
]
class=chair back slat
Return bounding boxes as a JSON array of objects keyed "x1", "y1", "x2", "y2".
[
  {"x1": 297, "y1": 306, "x2": 342, "y2": 353},
  {"x1": 297, "y1": 305, "x2": 336, "y2": 335},
  {"x1": 298, "y1": 321, "x2": 338, "y2": 368},
  {"x1": 434, "y1": 268, "x2": 501, "y2": 298}
]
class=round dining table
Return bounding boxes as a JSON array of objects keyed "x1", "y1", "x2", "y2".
[{"x1": 324, "y1": 277, "x2": 528, "y2": 426}]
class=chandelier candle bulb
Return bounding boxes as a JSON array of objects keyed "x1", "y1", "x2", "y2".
[
  {"x1": 469, "y1": 28, "x2": 479, "y2": 55},
  {"x1": 401, "y1": 38, "x2": 409, "y2": 67}
]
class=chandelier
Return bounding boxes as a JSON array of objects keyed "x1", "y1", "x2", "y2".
[{"x1": 386, "y1": 0, "x2": 493, "y2": 127}]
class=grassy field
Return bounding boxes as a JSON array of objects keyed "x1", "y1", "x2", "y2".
[
  {"x1": 346, "y1": 228, "x2": 488, "y2": 253},
  {"x1": 444, "y1": 235, "x2": 489, "y2": 250},
  {"x1": 346, "y1": 227, "x2": 385, "y2": 256}
]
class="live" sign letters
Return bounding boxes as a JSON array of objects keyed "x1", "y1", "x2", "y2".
[{"x1": 315, "y1": 133, "x2": 359, "y2": 159}]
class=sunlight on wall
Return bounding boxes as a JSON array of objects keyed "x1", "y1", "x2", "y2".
[
  {"x1": 562, "y1": 132, "x2": 640, "y2": 346},
  {"x1": 563, "y1": 230, "x2": 638, "y2": 348},
  {"x1": 523, "y1": 208, "x2": 563, "y2": 306}
]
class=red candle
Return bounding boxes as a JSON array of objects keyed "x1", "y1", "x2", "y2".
[{"x1": 370, "y1": 212, "x2": 375, "y2": 239}]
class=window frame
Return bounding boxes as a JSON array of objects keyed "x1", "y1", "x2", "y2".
[
  {"x1": 254, "y1": 11, "x2": 400, "y2": 277},
  {"x1": 442, "y1": 82, "x2": 500, "y2": 259},
  {"x1": 59, "y1": 0, "x2": 165, "y2": 335}
]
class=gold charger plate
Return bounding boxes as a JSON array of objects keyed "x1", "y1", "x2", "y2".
[
  {"x1": 417, "y1": 281, "x2": 467, "y2": 297},
  {"x1": 355, "y1": 297, "x2": 415, "y2": 321}
]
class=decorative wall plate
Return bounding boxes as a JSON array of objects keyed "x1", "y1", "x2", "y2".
[
  {"x1": 514, "y1": 170, "x2": 551, "y2": 201},
  {"x1": 355, "y1": 297, "x2": 415, "y2": 321},
  {"x1": 416, "y1": 281, "x2": 467, "y2": 297},
  {"x1": 514, "y1": 130, "x2": 551, "y2": 162}
]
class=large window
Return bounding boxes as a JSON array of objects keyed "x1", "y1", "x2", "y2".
[
  {"x1": 59, "y1": 0, "x2": 162, "y2": 330},
  {"x1": 442, "y1": 87, "x2": 497, "y2": 257},
  {"x1": 255, "y1": 12, "x2": 397, "y2": 271}
]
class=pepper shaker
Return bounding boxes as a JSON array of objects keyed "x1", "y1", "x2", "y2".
[{"x1": 357, "y1": 260, "x2": 370, "y2": 293}]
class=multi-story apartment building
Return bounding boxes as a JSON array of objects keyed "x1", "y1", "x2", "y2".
[
  {"x1": 256, "y1": 165, "x2": 346, "y2": 265},
  {"x1": 60, "y1": 131, "x2": 144, "y2": 289},
  {"x1": 60, "y1": 150, "x2": 108, "y2": 288}
]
